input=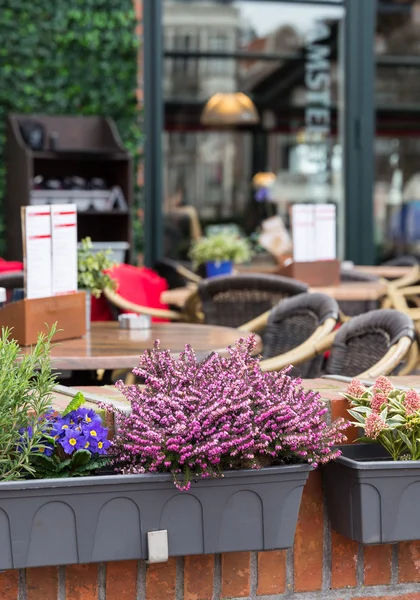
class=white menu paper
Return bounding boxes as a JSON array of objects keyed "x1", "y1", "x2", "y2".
[
  {"x1": 314, "y1": 204, "x2": 336, "y2": 260},
  {"x1": 23, "y1": 205, "x2": 53, "y2": 299},
  {"x1": 51, "y1": 204, "x2": 78, "y2": 295},
  {"x1": 291, "y1": 204, "x2": 315, "y2": 262}
]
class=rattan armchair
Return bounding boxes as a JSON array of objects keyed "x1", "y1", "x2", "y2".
[
  {"x1": 260, "y1": 308, "x2": 416, "y2": 378},
  {"x1": 258, "y1": 293, "x2": 339, "y2": 377},
  {"x1": 103, "y1": 288, "x2": 187, "y2": 321},
  {"x1": 154, "y1": 257, "x2": 201, "y2": 289},
  {"x1": 382, "y1": 255, "x2": 419, "y2": 267},
  {"x1": 194, "y1": 274, "x2": 308, "y2": 329},
  {"x1": 324, "y1": 309, "x2": 416, "y2": 379}
]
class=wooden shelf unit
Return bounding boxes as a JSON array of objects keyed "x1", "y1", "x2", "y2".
[{"x1": 5, "y1": 114, "x2": 133, "y2": 261}]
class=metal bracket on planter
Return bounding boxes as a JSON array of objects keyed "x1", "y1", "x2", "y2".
[{"x1": 146, "y1": 530, "x2": 169, "y2": 564}]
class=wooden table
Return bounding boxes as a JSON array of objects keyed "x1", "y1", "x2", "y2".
[
  {"x1": 161, "y1": 280, "x2": 388, "y2": 309},
  {"x1": 236, "y1": 261, "x2": 412, "y2": 280},
  {"x1": 20, "y1": 322, "x2": 262, "y2": 371},
  {"x1": 352, "y1": 265, "x2": 412, "y2": 279}
]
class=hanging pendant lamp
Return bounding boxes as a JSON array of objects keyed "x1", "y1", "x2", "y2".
[
  {"x1": 252, "y1": 171, "x2": 276, "y2": 189},
  {"x1": 200, "y1": 92, "x2": 260, "y2": 126}
]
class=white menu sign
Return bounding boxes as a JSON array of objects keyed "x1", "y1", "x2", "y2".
[
  {"x1": 291, "y1": 203, "x2": 336, "y2": 262},
  {"x1": 23, "y1": 206, "x2": 53, "y2": 299},
  {"x1": 314, "y1": 204, "x2": 336, "y2": 261},
  {"x1": 291, "y1": 204, "x2": 315, "y2": 262},
  {"x1": 51, "y1": 204, "x2": 78, "y2": 295}
]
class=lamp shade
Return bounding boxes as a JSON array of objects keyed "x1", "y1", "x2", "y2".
[
  {"x1": 201, "y1": 92, "x2": 260, "y2": 125},
  {"x1": 252, "y1": 171, "x2": 276, "y2": 189}
]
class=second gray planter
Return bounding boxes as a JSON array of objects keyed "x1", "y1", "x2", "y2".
[
  {"x1": 323, "y1": 444, "x2": 420, "y2": 544},
  {"x1": 0, "y1": 463, "x2": 311, "y2": 569}
]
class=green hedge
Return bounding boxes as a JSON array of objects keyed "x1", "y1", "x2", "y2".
[{"x1": 0, "y1": 0, "x2": 142, "y2": 256}]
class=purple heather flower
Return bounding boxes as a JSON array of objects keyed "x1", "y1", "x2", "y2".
[{"x1": 101, "y1": 336, "x2": 348, "y2": 490}]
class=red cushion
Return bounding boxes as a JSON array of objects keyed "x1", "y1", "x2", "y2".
[
  {"x1": 91, "y1": 264, "x2": 169, "y2": 323},
  {"x1": 0, "y1": 259, "x2": 23, "y2": 272}
]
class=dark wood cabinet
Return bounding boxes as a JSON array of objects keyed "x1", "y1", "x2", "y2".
[{"x1": 5, "y1": 114, "x2": 133, "y2": 261}]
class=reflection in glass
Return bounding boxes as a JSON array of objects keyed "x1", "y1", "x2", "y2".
[{"x1": 163, "y1": 1, "x2": 345, "y2": 260}]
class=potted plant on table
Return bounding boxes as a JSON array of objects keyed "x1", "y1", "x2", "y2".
[
  {"x1": 323, "y1": 376, "x2": 420, "y2": 544},
  {"x1": 189, "y1": 232, "x2": 252, "y2": 278},
  {"x1": 0, "y1": 328, "x2": 347, "y2": 569},
  {"x1": 77, "y1": 237, "x2": 117, "y2": 328}
]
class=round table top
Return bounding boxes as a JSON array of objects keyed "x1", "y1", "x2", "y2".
[{"x1": 19, "y1": 322, "x2": 262, "y2": 371}]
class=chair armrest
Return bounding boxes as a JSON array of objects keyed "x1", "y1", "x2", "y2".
[
  {"x1": 238, "y1": 310, "x2": 271, "y2": 333},
  {"x1": 104, "y1": 288, "x2": 183, "y2": 321},
  {"x1": 259, "y1": 317, "x2": 337, "y2": 372},
  {"x1": 175, "y1": 263, "x2": 202, "y2": 284},
  {"x1": 388, "y1": 265, "x2": 420, "y2": 290},
  {"x1": 358, "y1": 336, "x2": 414, "y2": 379}
]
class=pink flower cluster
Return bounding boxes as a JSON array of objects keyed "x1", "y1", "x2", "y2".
[{"x1": 105, "y1": 336, "x2": 348, "y2": 489}]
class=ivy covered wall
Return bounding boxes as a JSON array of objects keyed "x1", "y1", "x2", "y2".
[{"x1": 0, "y1": 0, "x2": 141, "y2": 255}]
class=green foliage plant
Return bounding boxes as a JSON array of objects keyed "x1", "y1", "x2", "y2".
[
  {"x1": 0, "y1": 1, "x2": 141, "y2": 255},
  {"x1": 77, "y1": 237, "x2": 117, "y2": 298},
  {"x1": 189, "y1": 233, "x2": 253, "y2": 268},
  {"x1": 0, "y1": 325, "x2": 58, "y2": 481},
  {"x1": 345, "y1": 376, "x2": 420, "y2": 461}
]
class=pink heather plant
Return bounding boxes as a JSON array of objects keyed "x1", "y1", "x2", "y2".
[
  {"x1": 103, "y1": 336, "x2": 347, "y2": 490},
  {"x1": 345, "y1": 377, "x2": 420, "y2": 460}
]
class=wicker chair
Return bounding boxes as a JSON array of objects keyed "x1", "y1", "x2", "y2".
[
  {"x1": 339, "y1": 269, "x2": 381, "y2": 317},
  {"x1": 259, "y1": 293, "x2": 339, "y2": 377},
  {"x1": 324, "y1": 309, "x2": 416, "y2": 379},
  {"x1": 382, "y1": 255, "x2": 419, "y2": 267},
  {"x1": 195, "y1": 274, "x2": 308, "y2": 329},
  {"x1": 154, "y1": 257, "x2": 201, "y2": 290}
]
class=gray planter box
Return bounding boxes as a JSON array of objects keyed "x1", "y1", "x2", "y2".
[
  {"x1": 323, "y1": 444, "x2": 420, "y2": 544},
  {"x1": 0, "y1": 464, "x2": 310, "y2": 569}
]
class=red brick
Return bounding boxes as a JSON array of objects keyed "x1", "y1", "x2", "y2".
[
  {"x1": 257, "y1": 550, "x2": 286, "y2": 596},
  {"x1": 353, "y1": 595, "x2": 420, "y2": 600},
  {"x1": 331, "y1": 531, "x2": 358, "y2": 589},
  {"x1": 364, "y1": 544, "x2": 392, "y2": 586},
  {"x1": 399, "y1": 542, "x2": 420, "y2": 583},
  {"x1": 294, "y1": 471, "x2": 323, "y2": 592},
  {"x1": 146, "y1": 557, "x2": 176, "y2": 600},
  {"x1": 106, "y1": 561, "x2": 138, "y2": 600},
  {"x1": 184, "y1": 555, "x2": 214, "y2": 600},
  {"x1": 0, "y1": 571, "x2": 18, "y2": 600},
  {"x1": 27, "y1": 567, "x2": 58, "y2": 600},
  {"x1": 221, "y1": 552, "x2": 250, "y2": 598},
  {"x1": 66, "y1": 564, "x2": 98, "y2": 600},
  {"x1": 331, "y1": 398, "x2": 358, "y2": 443}
]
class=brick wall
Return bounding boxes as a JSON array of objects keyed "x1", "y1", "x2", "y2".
[
  {"x1": 2, "y1": 383, "x2": 420, "y2": 599},
  {"x1": 2, "y1": 472, "x2": 420, "y2": 600}
]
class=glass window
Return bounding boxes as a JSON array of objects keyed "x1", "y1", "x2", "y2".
[
  {"x1": 163, "y1": 0, "x2": 345, "y2": 260},
  {"x1": 374, "y1": 0, "x2": 420, "y2": 260}
]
